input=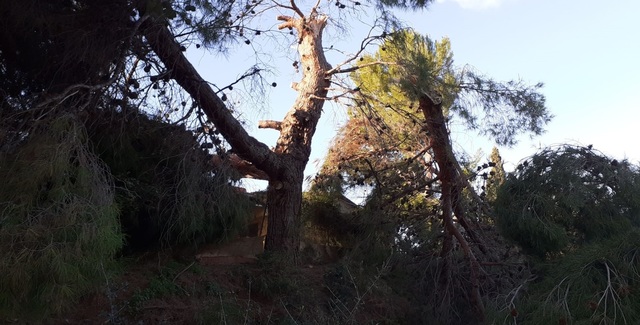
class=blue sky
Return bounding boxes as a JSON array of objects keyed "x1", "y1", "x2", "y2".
[
  {"x1": 404, "y1": 0, "x2": 640, "y2": 169},
  {"x1": 188, "y1": 0, "x2": 640, "y2": 190}
]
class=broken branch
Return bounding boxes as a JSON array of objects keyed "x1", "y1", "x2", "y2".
[{"x1": 258, "y1": 120, "x2": 282, "y2": 130}]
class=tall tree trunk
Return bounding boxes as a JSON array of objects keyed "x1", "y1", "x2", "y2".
[{"x1": 137, "y1": 2, "x2": 331, "y2": 254}]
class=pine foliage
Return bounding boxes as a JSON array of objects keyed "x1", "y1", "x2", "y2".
[
  {"x1": 494, "y1": 144, "x2": 640, "y2": 257},
  {"x1": 0, "y1": 115, "x2": 123, "y2": 319},
  {"x1": 86, "y1": 110, "x2": 253, "y2": 250},
  {"x1": 493, "y1": 230, "x2": 640, "y2": 324}
]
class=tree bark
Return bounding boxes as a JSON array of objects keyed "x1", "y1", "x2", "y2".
[
  {"x1": 265, "y1": 157, "x2": 305, "y2": 252},
  {"x1": 136, "y1": 3, "x2": 331, "y2": 254}
]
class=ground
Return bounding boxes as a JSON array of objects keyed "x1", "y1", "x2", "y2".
[{"x1": 37, "y1": 249, "x2": 402, "y2": 325}]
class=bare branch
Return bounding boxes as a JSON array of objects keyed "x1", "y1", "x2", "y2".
[
  {"x1": 289, "y1": 0, "x2": 305, "y2": 18},
  {"x1": 219, "y1": 67, "x2": 263, "y2": 93},
  {"x1": 311, "y1": 0, "x2": 322, "y2": 14},
  {"x1": 211, "y1": 154, "x2": 269, "y2": 180},
  {"x1": 329, "y1": 60, "x2": 395, "y2": 75},
  {"x1": 277, "y1": 15, "x2": 295, "y2": 30},
  {"x1": 258, "y1": 120, "x2": 282, "y2": 130},
  {"x1": 326, "y1": 27, "x2": 386, "y2": 75}
]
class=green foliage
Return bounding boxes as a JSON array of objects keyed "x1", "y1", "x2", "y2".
[
  {"x1": 353, "y1": 30, "x2": 457, "y2": 115},
  {"x1": 365, "y1": 29, "x2": 550, "y2": 146},
  {"x1": 494, "y1": 145, "x2": 640, "y2": 257},
  {"x1": 0, "y1": 115, "x2": 123, "y2": 320},
  {"x1": 492, "y1": 231, "x2": 640, "y2": 325},
  {"x1": 87, "y1": 110, "x2": 252, "y2": 250},
  {"x1": 323, "y1": 30, "x2": 451, "y2": 219}
]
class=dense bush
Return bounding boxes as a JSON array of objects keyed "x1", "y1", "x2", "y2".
[
  {"x1": 489, "y1": 144, "x2": 640, "y2": 324},
  {"x1": 0, "y1": 109, "x2": 254, "y2": 320}
]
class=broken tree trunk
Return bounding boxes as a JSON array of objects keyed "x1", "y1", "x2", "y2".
[
  {"x1": 419, "y1": 94, "x2": 485, "y2": 321},
  {"x1": 137, "y1": 2, "x2": 332, "y2": 254}
]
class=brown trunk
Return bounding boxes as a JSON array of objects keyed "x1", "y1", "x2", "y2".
[
  {"x1": 260, "y1": 14, "x2": 331, "y2": 253},
  {"x1": 137, "y1": 2, "x2": 332, "y2": 254},
  {"x1": 419, "y1": 95, "x2": 485, "y2": 321},
  {"x1": 264, "y1": 161, "x2": 304, "y2": 253}
]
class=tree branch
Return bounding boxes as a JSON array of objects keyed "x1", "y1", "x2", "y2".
[
  {"x1": 211, "y1": 154, "x2": 269, "y2": 180},
  {"x1": 136, "y1": 6, "x2": 279, "y2": 176},
  {"x1": 276, "y1": 15, "x2": 295, "y2": 29},
  {"x1": 328, "y1": 60, "x2": 395, "y2": 75},
  {"x1": 289, "y1": 0, "x2": 305, "y2": 18},
  {"x1": 258, "y1": 120, "x2": 282, "y2": 130}
]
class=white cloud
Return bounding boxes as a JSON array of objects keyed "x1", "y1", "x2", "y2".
[{"x1": 437, "y1": 0, "x2": 505, "y2": 10}]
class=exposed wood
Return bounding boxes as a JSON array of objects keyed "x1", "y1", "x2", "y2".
[
  {"x1": 258, "y1": 120, "x2": 282, "y2": 131},
  {"x1": 210, "y1": 154, "x2": 269, "y2": 180},
  {"x1": 265, "y1": 12, "x2": 332, "y2": 254}
]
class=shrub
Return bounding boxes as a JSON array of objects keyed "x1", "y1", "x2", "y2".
[{"x1": 492, "y1": 230, "x2": 640, "y2": 324}]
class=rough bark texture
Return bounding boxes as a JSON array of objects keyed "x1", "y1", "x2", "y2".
[
  {"x1": 419, "y1": 95, "x2": 485, "y2": 321},
  {"x1": 137, "y1": 3, "x2": 331, "y2": 254},
  {"x1": 264, "y1": 14, "x2": 332, "y2": 253}
]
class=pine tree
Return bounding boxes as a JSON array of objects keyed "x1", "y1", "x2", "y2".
[{"x1": 333, "y1": 29, "x2": 550, "y2": 321}]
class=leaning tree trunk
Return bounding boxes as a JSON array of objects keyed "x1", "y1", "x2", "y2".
[
  {"x1": 419, "y1": 95, "x2": 485, "y2": 321},
  {"x1": 137, "y1": 2, "x2": 332, "y2": 254}
]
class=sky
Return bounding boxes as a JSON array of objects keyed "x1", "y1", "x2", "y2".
[{"x1": 187, "y1": 0, "x2": 640, "y2": 192}]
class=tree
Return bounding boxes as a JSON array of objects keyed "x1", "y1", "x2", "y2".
[
  {"x1": 321, "y1": 37, "x2": 450, "y2": 201},
  {"x1": 326, "y1": 29, "x2": 551, "y2": 321},
  {"x1": 133, "y1": 0, "x2": 435, "y2": 253},
  {"x1": 495, "y1": 144, "x2": 640, "y2": 257},
  {"x1": 492, "y1": 145, "x2": 640, "y2": 324}
]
